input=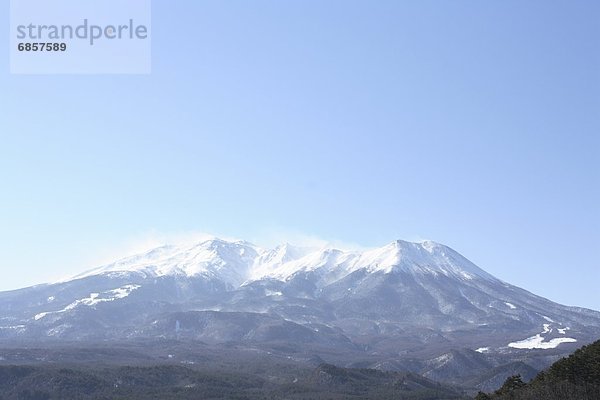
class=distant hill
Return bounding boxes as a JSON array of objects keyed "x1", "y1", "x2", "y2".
[{"x1": 476, "y1": 339, "x2": 600, "y2": 400}]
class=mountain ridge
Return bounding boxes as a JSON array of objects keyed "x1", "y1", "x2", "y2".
[{"x1": 70, "y1": 238, "x2": 499, "y2": 287}]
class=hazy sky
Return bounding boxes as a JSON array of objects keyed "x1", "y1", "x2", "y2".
[{"x1": 1, "y1": 1, "x2": 598, "y2": 310}]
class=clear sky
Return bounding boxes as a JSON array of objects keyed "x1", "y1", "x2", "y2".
[{"x1": 1, "y1": 1, "x2": 598, "y2": 310}]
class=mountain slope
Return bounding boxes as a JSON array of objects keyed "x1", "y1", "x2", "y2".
[{"x1": 1, "y1": 237, "x2": 599, "y2": 390}]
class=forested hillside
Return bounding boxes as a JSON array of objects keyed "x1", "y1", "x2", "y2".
[
  {"x1": 476, "y1": 339, "x2": 600, "y2": 400},
  {"x1": 0, "y1": 363, "x2": 467, "y2": 400}
]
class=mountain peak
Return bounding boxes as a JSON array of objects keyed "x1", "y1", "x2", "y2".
[{"x1": 69, "y1": 237, "x2": 498, "y2": 286}]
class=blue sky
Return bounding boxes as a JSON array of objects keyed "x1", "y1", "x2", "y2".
[{"x1": 1, "y1": 1, "x2": 599, "y2": 310}]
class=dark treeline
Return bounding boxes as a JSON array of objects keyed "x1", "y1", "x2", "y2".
[{"x1": 0, "y1": 363, "x2": 467, "y2": 400}]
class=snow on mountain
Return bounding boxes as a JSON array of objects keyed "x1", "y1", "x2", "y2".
[
  {"x1": 508, "y1": 334, "x2": 577, "y2": 350},
  {"x1": 506, "y1": 319, "x2": 578, "y2": 349},
  {"x1": 2, "y1": 236, "x2": 598, "y2": 394},
  {"x1": 344, "y1": 240, "x2": 497, "y2": 280},
  {"x1": 70, "y1": 238, "x2": 498, "y2": 287},
  {"x1": 2, "y1": 234, "x2": 600, "y2": 393},
  {"x1": 248, "y1": 243, "x2": 319, "y2": 281},
  {"x1": 34, "y1": 284, "x2": 141, "y2": 321},
  {"x1": 72, "y1": 239, "x2": 261, "y2": 287}
]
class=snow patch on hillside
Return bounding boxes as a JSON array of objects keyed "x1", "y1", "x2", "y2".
[
  {"x1": 34, "y1": 284, "x2": 141, "y2": 321},
  {"x1": 508, "y1": 334, "x2": 576, "y2": 349},
  {"x1": 0, "y1": 325, "x2": 26, "y2": 330},
  {"x1": 508, "y1": 320, "x2": 576, "y2": 350}
]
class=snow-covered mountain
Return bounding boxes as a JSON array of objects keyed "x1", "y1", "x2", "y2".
[
  {"x1": 1, "y1": 238, "x2": 599, "y2": 389},
  {"x1": 71, "y1": 238, "x2": 496, "y2": 285}
]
